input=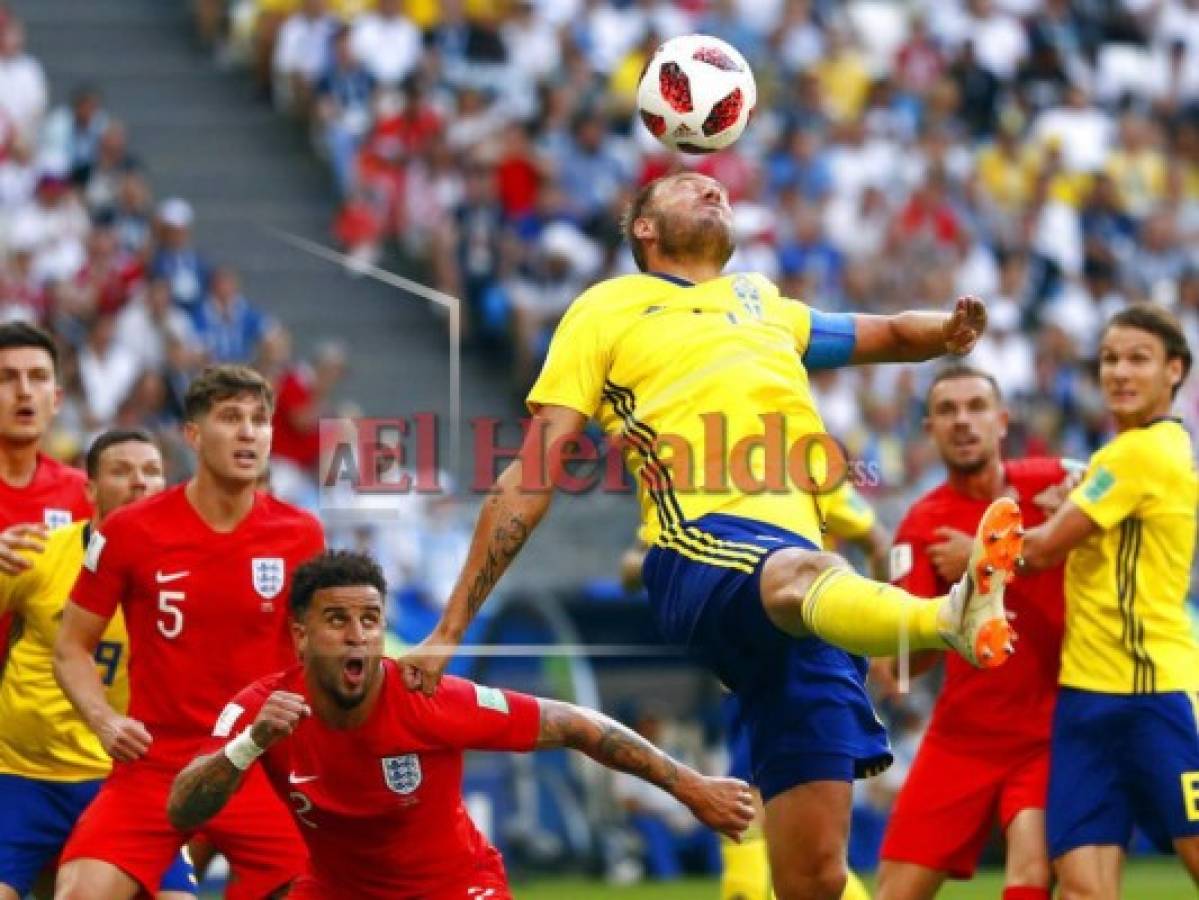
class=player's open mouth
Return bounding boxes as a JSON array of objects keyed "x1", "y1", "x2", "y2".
[
  {"x1": 343, "y1": 657, "x2": 365, "y2": 686},
  {"x1": 233, "y1": 450, "x2": 257, "y2": 465},
  {"x1": 14, "y1": 405, "x2": 36, "y2": 422}
]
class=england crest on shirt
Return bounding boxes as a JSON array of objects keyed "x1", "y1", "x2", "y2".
[
  {"x1": 251, "y1": 557, "x2": 285, "y2": 599},
  {"x1": 43, "y1": 508, "x2": 71, "y2": 529},
  {"x1": 382, "y1": 754, "x2": 422, "y2": 794}
]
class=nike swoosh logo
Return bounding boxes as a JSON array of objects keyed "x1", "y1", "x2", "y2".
[
  {"x1": 289, "y1": 772, "x2": 318, "y2": 784},
  {"x1": 155, "y1": 570, "x2": 190, "y2": 583}
]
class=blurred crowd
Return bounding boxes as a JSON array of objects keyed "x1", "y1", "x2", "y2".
[
  {"x1": 197, "y1": 0, "x2": 1199, "y2": 508},
  {"x1": 0, "y1": 4, "x2": 477, "y2": 615}
]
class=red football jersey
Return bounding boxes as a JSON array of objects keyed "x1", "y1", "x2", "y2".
[
  {"x1": 0, "y1": 452, "x2": 91, "y2": 529},
  {"x1": 71, "y1": 485, "x2": 324, "y2": 769},
  {"x1": 215, "y1": 661, "x2": 540, "y2": 899},
  {"x1": 891, "y1": 458, "x2": 1066, "y2": 752}
]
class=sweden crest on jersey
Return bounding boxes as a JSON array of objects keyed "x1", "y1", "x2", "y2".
[
  {"x1": 732, "y1": 275, "x2": 762, "y2": 320},
  {"x1": 382, "y1": 753, "x2": 422, "y2": 794}
]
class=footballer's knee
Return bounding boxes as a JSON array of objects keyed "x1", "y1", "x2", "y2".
[
  {"x1": 771, "y1": 855, "x2": 847, "y2": 900},
  {"x1": 1054, "y1": 871, "x2": 1110, "y2": 900},
  {"x1": 53, "y1": 862, "x2": 137, "y2": 900},
  {"x1": 760, "y1": 549, "x2": 846, "y2": 630}
]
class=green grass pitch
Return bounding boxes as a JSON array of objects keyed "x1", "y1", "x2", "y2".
[{"x1": 198, "y1": 858, "x2": 1193, "y2": 896}]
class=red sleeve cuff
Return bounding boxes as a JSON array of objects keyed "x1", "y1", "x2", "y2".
[{"x1": 505, "y1": 691, "x2": 542, "y2": 752}]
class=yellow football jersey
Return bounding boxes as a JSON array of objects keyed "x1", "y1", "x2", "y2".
[
  {"x1": 0, "y1": 521, "x2": 129, "y2": 780},
  {"x1": 528, "y1": 272, "x2": 835, "y2": 563},
  {"x1": 1061, "y1": 418, "x2": 1199, "y2": 694}
]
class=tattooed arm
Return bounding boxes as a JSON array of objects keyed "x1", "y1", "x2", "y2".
[
  {"x1": 536, "y1": 699, "x2": 755, "y2": 841},
  {"x1": 168, "y1": 691, "x2": 309, "y2": 831},
  {"x1": 167, "y1": 750, "x2": 248, "y2": 831},
  {"x1": 401, "y1": 404, "x2": 589, "y2": 696}
]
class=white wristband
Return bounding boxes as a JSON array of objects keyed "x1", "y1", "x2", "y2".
[{"x1": 223, "y1": 728, "x2": 264, "y2": 771}]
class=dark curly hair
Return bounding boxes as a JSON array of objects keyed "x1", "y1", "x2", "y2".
[{"x1": 289, "y1": 550, "x2": 388, "y2": 617}]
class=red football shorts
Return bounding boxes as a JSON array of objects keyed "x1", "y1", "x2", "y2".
[
  {"x1": 61, "y1": 762, "x2": 306, "y2": 898},
  {"x1": 880, "y1": 738, "x2": 1049, "y2": 879}
]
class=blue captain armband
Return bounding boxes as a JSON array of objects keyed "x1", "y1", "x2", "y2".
[{"x1": 802, "y1": 310, "x2": 857, "y2": 370}]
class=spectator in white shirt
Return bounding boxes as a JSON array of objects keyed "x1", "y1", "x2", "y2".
[
  {"x1": 0, "y1": 127, "x2": 36, "y2": 213},
  {"x1": 273, "y1": 0, "x2": 338, "y2": 113},
  {"x1": 40, "y1": 84, "x2": 109, "y2": 184},
  {"x1": 350, "y1": 0, "x2": 422, "y2": 87},
  {"x1": 79, "y1": 312, "x2": 141, "y2": 430},
  {"x1": 8, "y1": 172, "x2": 89, "y2": 284},
  {"x1": 0, "y1": 17, "x2": 47, "y2": 146},
  {"x1": 965, "y1": 0, "x2": 1028, "y2": 80},
  {"x1": 969, "y1": 300, "x2": 1036, "y2": 397},
  {"x1": 502, "y1": 0, "x2": 562, "y2": 83},
  {"x1": 1032, "y1": 84, "x2": 1114, "y2": 173},
  {"x1": 115, "y1": 276, "x2": 199, "y2": 373}
]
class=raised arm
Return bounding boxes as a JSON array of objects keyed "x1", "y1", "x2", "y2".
[
  {"x1": 535, "y1": 698, "x2": 755, "y2": 841},
  {"x1": 168, "y1": 690, "x2": 308, "y2": 831},
  {"x1": 54, "y1": 600, "x2": 151, "y2": 762},
  {"x1": 850, "y1": 296, "x2": 987, "y2": 365},
  {"x1": 400, "y1": 403, "x2": 588, "y2": 695}
]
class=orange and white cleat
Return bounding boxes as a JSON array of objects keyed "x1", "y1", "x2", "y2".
[{"x1": 938, "y1": 496, "x2": 1023, "y2": 668}]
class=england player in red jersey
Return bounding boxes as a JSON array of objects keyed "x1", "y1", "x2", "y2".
[
  {"x1": 52, "y1": 366, "x2": 325, "y2": 900},
  {"x1": 876, "y1": 364, "x2": 1072, "y2": 900},
  {"x1": 167, "y1": 549, "x2": 756, "y2": 900},
  {"x1": 0, "y1": 323, "x2": 91, "y2": 665}
]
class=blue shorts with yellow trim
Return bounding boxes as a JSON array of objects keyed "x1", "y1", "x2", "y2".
[
  {"x1": 1047, "y1": 687, "x2": 1199, "y2": 858},
  {"x1": 0, "y1": 774, "x2": 196, "y2": 894},
  {"x1": 643, "y1": 513, "x2": 891, "y2": 801}
]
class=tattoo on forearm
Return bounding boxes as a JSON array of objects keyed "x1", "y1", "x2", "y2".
[
  {"x1": 466, "y1": 512, "x2": 531, "y2": 617},
  {"x1": 539, "y1": 702, "x2": 681, "y2": 793},
  {"x1": 168, "y1": 754, "x2": 245, "y2": 831},
  {"x1": 597, "y1": 723, "x2": 680, "y2": 790}
]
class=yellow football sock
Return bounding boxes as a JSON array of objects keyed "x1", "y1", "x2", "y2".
[
  {"x1": 721, "y1": 834, "x2": 872, "y2": 899},
  {"x1": 800, "y1": 567, "x2": 947, "y2": 657},
  {"x1": 721, "y1": 835, "x2": 772, "y2": 900},
  {"x1": 842, "y1": 869, "x2": 872, "y2": 900}
]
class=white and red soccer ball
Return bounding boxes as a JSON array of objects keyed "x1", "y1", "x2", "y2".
[{"x1": 637, "y1": 34, "x2": 757, "y2": 154}]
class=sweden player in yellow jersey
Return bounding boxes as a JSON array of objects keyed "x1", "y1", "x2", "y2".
[
  {"x1": 403, "y1": 172, "x2": 1024, "y2": 900},
  {"x1": 0, "y1": 430, "x2": 195, "y2": 900},
  {"x1": 1019, "y1": 305, "x2": 1199, "y2": 896}
]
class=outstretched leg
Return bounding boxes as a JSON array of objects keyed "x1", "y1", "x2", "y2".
[{"x1": 760, "y1": 497, "x2": 1022, "y2": 668}]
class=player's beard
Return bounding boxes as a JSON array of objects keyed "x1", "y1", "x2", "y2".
[
  {"x1": 946, "y1": 451, "x2": 992, "y2": 476},
  {"x1": 655, "y1": 208, "x2": 735, "y2": 269}
]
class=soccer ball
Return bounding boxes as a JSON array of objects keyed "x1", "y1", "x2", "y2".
[{"x1": 637, "y1": 34, "x2": 756, "y2": 154}]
